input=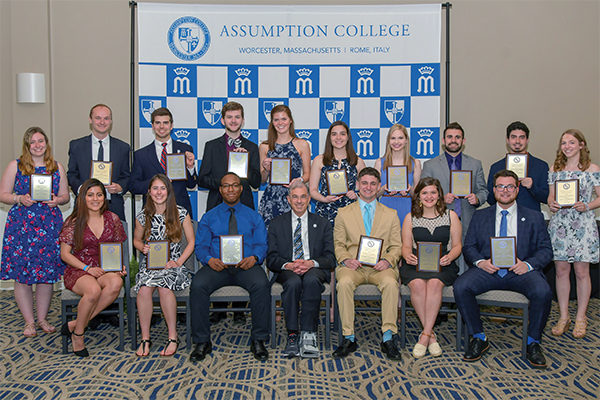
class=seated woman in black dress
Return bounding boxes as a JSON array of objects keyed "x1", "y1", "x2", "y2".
[
  {"x1": 59, "y1": 179, "x2": 127, "y2": 357},
  {"x1": 400, "y1": 177, "x2": 462, "y2": 358}
]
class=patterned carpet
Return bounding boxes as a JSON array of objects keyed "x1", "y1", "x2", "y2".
[{"x1": 0, "y1": 291, "x2": 598, "y2": 400}]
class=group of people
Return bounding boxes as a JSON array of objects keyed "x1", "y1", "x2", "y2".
[{"x1": 0, "y1": 102, "x2": 597, "y2": 369}]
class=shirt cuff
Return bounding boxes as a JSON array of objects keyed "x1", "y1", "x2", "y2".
[
  {"x1": 524, "y1": 262, "x2": 533, "y2": 272},
  {"x1": 282, "y1": 262, "x2": 291, "y2": 270},
  {"x1": 475, "y1": 259, "x2": 485, "y2": 268},
  {"x1": 312, "y1": 260, "x2": 320, "y2": 269}
]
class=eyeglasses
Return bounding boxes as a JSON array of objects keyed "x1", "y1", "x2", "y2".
[
  {"x1": 494, "y1": 184, "x2": 517, "y2": 192},
  {"x1": 221, "y1": 183, "x2": 242, "y2": 190}
]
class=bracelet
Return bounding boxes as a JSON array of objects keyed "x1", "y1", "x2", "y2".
[{"x1": 83, "y1": 264, "x2": 90, "y2": 271}]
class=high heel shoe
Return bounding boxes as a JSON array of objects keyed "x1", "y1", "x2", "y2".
[
  {"x1": 428, "y1": 332, "x2": 442, "y2": 357},
  {"x1": 71, "y1": 331, "x2": 89, "y2": 358},
  {"x1": 412, "y1": 332, "x2": 428, "y2": 359},
  {"x1": 551, "y1": 318, "x2": 571, "y2": 336},
  {"x1": 573, "y1": 319, "x2": 587, "y2": 338},
  {"x1": 136, "y1": 339, "x2": 152, "y2": 357}
]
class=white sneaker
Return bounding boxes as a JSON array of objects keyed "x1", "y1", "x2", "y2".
[{"x1": 300, "y1": 331, "x2": 319, "y2": 358}]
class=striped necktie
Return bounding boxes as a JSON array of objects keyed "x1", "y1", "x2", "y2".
[
  {"x1": 293, "y1": 217, "x2": 304, "y2": 260},
  {"x1": 160, "y1": 142, "x2": 168, "y2": 172}
]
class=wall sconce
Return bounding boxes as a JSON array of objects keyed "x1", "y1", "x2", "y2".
[{"x1": 16, "y1": 73, "x2": 46, "y2": 103}]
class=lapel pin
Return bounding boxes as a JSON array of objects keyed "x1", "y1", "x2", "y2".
[
  {"x1": 521, "y1": 217, "x2": 525, "y2": 222},
  {"x1": 313, "y1": 224, "x2": 317, "y2": 228}
]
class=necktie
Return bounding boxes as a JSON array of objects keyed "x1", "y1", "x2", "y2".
[
  {"x1": 498, "y1": 210, "x2": 508, "y2": 277},
  {"x1": 364, "y1": 203, "x2": 374, "y2": 236},
  {"x1": 97, "y1": 140, "x2": 104, "y2": 161},
  {"x1": 450, "y1": 157, "x2": 461, "y2": 218},
  {"x1": 160, "y1": 142, "x2": 168, "y2": 172},
  {"x1": 293, "y1": 217, "x2": 304, "y2": 260},
  {"x1": 228, "y1": 208, "x2": 238, "y2": 235}
]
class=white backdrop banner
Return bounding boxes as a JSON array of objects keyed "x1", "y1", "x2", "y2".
[{"x1": 137, "y1": 3, "x2": 441, "y2": 217}]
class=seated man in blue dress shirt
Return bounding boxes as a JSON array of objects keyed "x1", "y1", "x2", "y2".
[
  {"x1": 454, "y1": 169, "x2": 553, "y2": 369},
  {"x1": 190, "y1": 172, "x2": 270, "y2": 362}
]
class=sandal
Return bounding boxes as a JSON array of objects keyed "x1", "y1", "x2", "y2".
[
  {"x1": 412, "y1": 332, "x2": 429, "y2": 359},
  {"x1": 23, "y1": 322, "x2": 37, "y2": 338},
  {"x1": 573, "y1": 319, "x2": 587, "y2": 338},
  {"x1": 551, "y1": 318, "x2": 571, "y2": 336},
  {"x1": 160, "y1": 338, "x2": 179, "y2": 357},
  {"x1": 428, "y1": 332, "x2": 442, "y2": 357},
  {"x1": 136, "y1": 339, "x2": 152, "y2": 357},
  {"x1": 37, "y1": 320, "x2": 56, "y2": 334}
]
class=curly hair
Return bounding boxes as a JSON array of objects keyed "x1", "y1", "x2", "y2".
[{"x1": 553, "y1": 129, "x2": 591, "y2": 171}]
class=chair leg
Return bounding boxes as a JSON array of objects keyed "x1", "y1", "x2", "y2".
[
  {"x1": 130, "y1": 299, "x2": 138, "y2": 351},
  {"x1": 522, "y1": 306, "x2": 529, "y2": 361},
  {"x1": 270, "y1": 297, "x2": 277, "y2": 349},
  {"x1": 335, "y1": 297, "x2": 342, "y2": 343},
  {"x1": 186, "y1": 299, "x2": 192, "y2": 351},
  {"x1": 61, "y1": 303, "x2": 68, "y2": 355},
  {"x1": 400, "y1": 297, "x2": 407, "y2": 349},
  {"x1": 455, "y1": 310, "x2": 462, "y2": 352},
  {"x1": 118, "y1": 300, "x2": 124, "y2": 351},
  {"x1": 325, "y1": 297, "x2": 331, "y2": 349}
]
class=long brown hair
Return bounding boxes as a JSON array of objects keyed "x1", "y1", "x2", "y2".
[
  {"x1": 411, "y1": 177, "x2": 446, "y2": 218},
  {"x1": 143, "y1": 174, "x2": 182, "y2": 243},
  {"x1": 553, "y1": 129, "x2": 591, "y2": 172},
  {"x1": 263, "y1": 104, "x2": 296, "y2": 151},
  {"x1": 381, "y1": 124, "x2": 414, "y2": 173},
  {"x1": 322, "y1": 121, "x2": 358, "y2": 167},
  {"x1": 18, "y1": 127, "x2": 58, "y2": 175},
  {"x1": 64, "y1": 179, "x2": 108, "y2": 250}
]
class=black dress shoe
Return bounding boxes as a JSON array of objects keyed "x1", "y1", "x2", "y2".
[
  {"x1": 233, "y1": 312, "x2": 246, "y2": 325},
  {"x1": 463, "y1": 337, "x2": 490, "y2": 362},
  {"x1": 526, "y1": 343, "x2": 547, "y2": 369},
  {"x1": 250, "y1": 340, "x2": 269, "y2": 361},
  {"x1": 190, "y1": 342, "x2": 212, "y2": 362},
  {"x1": 381, "y1": 339, "x2": 402, "y2": 361},
  {"x1": 332, "y1": 338, "x2": 358, "y2": 359},
  {"x1": 209, "y1": 312, "x2": 227, "y2": 324}
]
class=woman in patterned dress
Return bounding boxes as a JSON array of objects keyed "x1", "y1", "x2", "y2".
[
  {"x1": 547, "y1": 129, "x2": 600, "y2": 338},
  {"x1": 59, "y1": 179, "x2": 127, "y2": 357},
  {"x1": 258, "y1": 105, "x2": 311, "y2": 227},
  {"x1": 400, "y1": 177, "x2": 461, "y2": 358},
  {"x1": 0, "y1": 127, "x2": 70, "y2": 337},
  {"x1": 133, "y1": 174, "x2": 195, "y2": 357},
  {"x1": 374, "y1": 124, "x2": 421, "y2": 228},
  {"x1": 309, "y1": 121, "x2": 365, "y2": 226}
]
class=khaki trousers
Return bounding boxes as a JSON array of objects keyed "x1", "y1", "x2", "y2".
[{"x1": 335, "y1": 266, "x2": 399, "y2": 337}]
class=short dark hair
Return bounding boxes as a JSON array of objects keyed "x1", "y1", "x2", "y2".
[
  {"x1": 221, "y1": 101, "x2": 244, "y2": 119},
  {"x1": 443, "y1": 122, "x2": 464, "y2": 137},
  {"x1": 493, "y1": 169, "x2": 519, "y2": 186},
  {"x1": 151, "y1": 107, "x2": 173, "y2": 123},
  {"x1": 358, "y1": 167, "x2": 380, "y2": 183},
  {"x1": 506, "y1": 121, "x2": 530, "y2": 139},
  {"x1": 220, "y1": 172, "x2": 241, "y2": 185}
]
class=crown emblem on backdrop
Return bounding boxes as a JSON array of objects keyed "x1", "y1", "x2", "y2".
[
  {"x1": 173, "y1": 130, "x2": 191, "y2": 139},
  {"x1": 296, "y1": 68, "x2": 312, "y2": 77},
  {"x1": 174, "y1": 67, "x2": 190, "y2": 76},
  {"x1": 235, "y1": 68, "x2": 251, "y2": 77},
  {"x1": 356, "y1": 130, "x2": 373, "y2": 139},
  {"x1": 417, "y1": 129, "x2": 434, "y2": 137},
  {"x1": 418, "y1": 66, "x2": 434, "y2": 75},
  {"x1": 358, "y1": 68, "x2": 373, "y2": 77},
  {"x1": 241, "y1": 130, "x2": 251, "y2": 139},
  {"x1": 296, "y1": 130, "x2": 312, "y2": 139}
]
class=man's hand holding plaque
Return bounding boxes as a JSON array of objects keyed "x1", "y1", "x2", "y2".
[
  {"x1": 100, "y1": 242, "x2": 123, "y2": 272},
  {"x1": 220, "y1": 235, "x2": 243, "y2": 266},
  {"x1": 166, "y1": 153, "x2": 187, "y2": 180},
  {"x1": 147, "y1": 241, "x2": 169, "y2": 270},
  {"x1": 450, "y1": 170, "x2": 472, "y2": 198},
  {"x1": 490, "y1": 236, "x2": 516, "y2": 269},
  {"x1": 356, "y1": 235, "x2": 383, "y2": 267},
  {"x1": 91, "y1": 161, "x2": 113, "y2": 185},
  {"x1": 505, "y1": 153, "x2": 528, "y2": 180}
]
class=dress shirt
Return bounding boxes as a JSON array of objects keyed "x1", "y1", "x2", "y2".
[
  {"x1": 91, "y1": 134, "x2": 112, "y2": 199},
  {"x1": 358, "y1": 197, "x2": 376, "y2": 236},
  {"x1": 195, "y1": 201, "x2": 267, "y2": 266},
  {"x1": 444, "y1": 152, "x2": 462, "y2": 171},
  {"x1": 495, "y1": 203, "x2": 517, "y2": 237},
  {"x1": 154, "y1": 138, "x2": 196, "y2": 175}
]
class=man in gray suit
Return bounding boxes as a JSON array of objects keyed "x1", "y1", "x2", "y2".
[{"x1": 421, "y1": 122, "x2": 488, "y2": 239}]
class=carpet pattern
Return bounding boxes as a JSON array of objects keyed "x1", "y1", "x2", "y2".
[{"x1": 0, "y1": 291, "x2": 598, "y2": 399}]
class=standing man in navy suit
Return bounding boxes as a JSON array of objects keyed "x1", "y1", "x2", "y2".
[
  {"x1": 454, "y1": 169, "x2": 553, "y2": 369},
  {"x1": 130, "y1": 107, "x2": 197, "y2": 217},
  {"x1": 486, "y1": 121, "x2": 549, "y2": 211},
  {"x1": 267, "y1": 181, "x2": 335, "y2": 358},
  {"x1": 67, "y1": 104, "x2": 130, "y2": 221}
]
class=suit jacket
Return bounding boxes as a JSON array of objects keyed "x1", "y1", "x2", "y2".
[
  {"x1": 333, "y1": 201, "x2": 402, "y2": 268},
  {"x1": 463, "y1": 204, "x2": 553, "y2": 271},
  {"x1": 130, "y1": 140, "x2": 197, "y2": 217},
  {"x1": 267, "y1": 211, "x2": 336, "y2": 274},
  {"x1": 198, "y1": 134, "x2": 260, "y2": 211},
  {"x1": 421, "y1": 152, "x2": 488, "y2": 237},
  {"x1": 67, "y1": 134, "x2": 131, "y2": 220},
  {"x1": 487, "y1": 153, "x2": 549, "y2": 211}
]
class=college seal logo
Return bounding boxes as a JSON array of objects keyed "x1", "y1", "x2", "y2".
[{"x1": 167, "y1": 16, "x2": 211, "y2": 61}]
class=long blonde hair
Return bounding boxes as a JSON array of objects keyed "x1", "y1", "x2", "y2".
[
  {"x1": 553, "y1": 129, "x2": 591, "y2": 171},
  {"x1": 18, "y1": 127, "x2": 57, "y2": 175},
  {"x1": 381, "y1": 124, "x2": 414, "y2": 172}
]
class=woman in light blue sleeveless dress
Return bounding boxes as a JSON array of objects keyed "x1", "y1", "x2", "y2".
[{"x1": 258, "y1": 105, "x2": 311, "y2": 227}]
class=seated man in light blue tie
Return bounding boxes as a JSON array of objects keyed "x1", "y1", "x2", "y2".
[
  {"x1": 332, "y1": 167, "x2": 402, "y2": 360},
  {"x1": 454, "y1": 169, "x2": 553, "y2": 369}
]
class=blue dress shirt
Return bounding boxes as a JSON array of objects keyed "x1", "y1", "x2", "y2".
[{"x1": 195, "y1": 201, "x2": 268, "y2": 266}]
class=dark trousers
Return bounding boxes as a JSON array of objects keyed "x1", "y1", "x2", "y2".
[
  {"x1": 190, "y1": 265, "x2": 270, "y2": 343},
  {"x1": 453, "y1": 267, "x2": 552, "y2": 341},
  {"x1": 276, "y1": 268, "x2": 330, "y2": 333}
]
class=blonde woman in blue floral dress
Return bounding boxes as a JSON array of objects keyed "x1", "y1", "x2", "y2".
[{"x1": 547, "y1": 129, "x2": 600, "y2": 339}]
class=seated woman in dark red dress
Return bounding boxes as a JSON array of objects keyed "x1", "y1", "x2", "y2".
[{"x1": 59, "y1": 178, "x2": 127, "y2": 357}]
